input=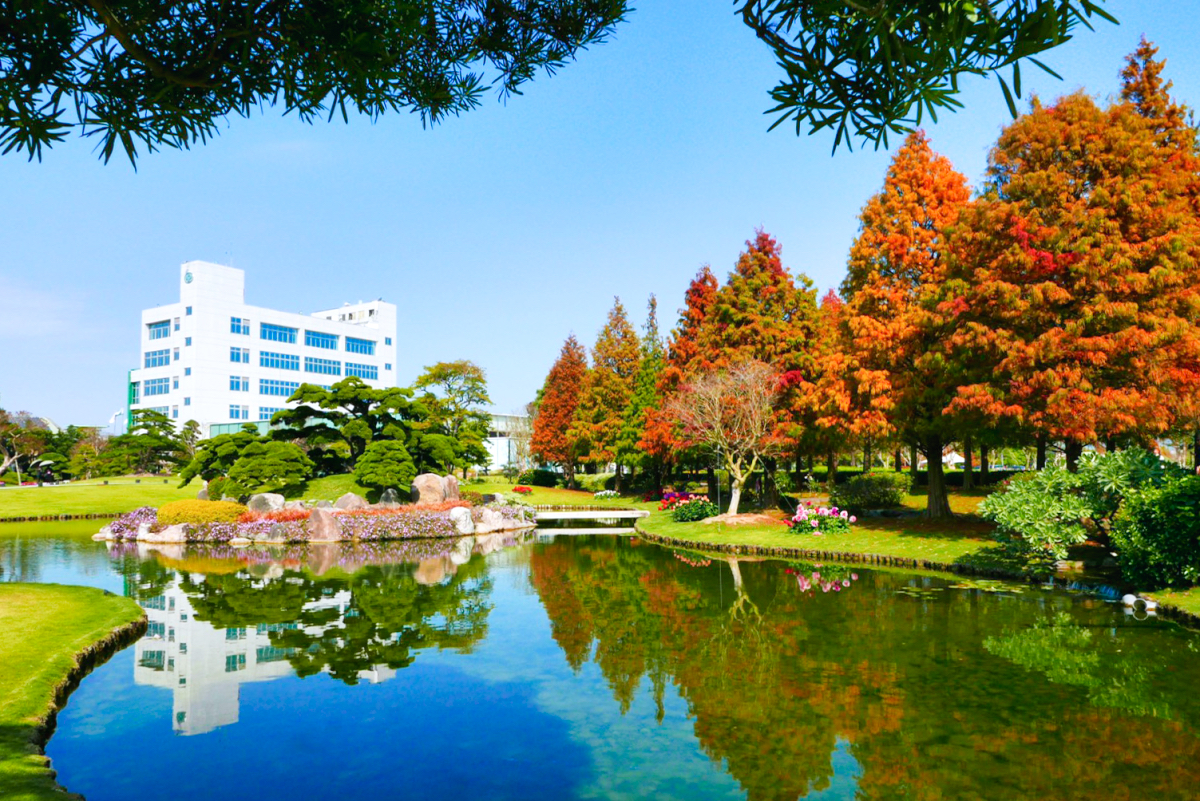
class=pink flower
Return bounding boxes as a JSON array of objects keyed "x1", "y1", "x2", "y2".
[
  {"x1": 849, "y1": 515, "x2": 857, "y2": 523},
  {"x1": 850, "y1": 573, "x2": 859, "y2": 580}
]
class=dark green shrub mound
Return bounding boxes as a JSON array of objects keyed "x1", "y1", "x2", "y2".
[
  {"x1": 1111, "y1": 477, "x2": 1200, "y2": 590},
  {"x1": 830, "y1": 472, "x2": 912, "y2": 511},
  {"x1": 672, "y1": 498, "x2": 719, "y2": 522},
  {"x1": 517, "y1": 468, "x2": 559, "y2": 487}
]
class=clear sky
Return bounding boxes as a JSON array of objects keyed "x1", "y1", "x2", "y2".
[{"x1": 2, "y1": 1, "x2": 1198, "y2": 428}]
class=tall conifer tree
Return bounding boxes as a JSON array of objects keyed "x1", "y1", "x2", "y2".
[
  {"x1": 569, "y1": 298, "x2": 641, "y2": 472},
  {"x1": 530, "y1": 335, "x2": 589, "y2": 487}
]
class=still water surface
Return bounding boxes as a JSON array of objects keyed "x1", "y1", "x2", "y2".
[{"x1": 3, "y1": 525, "x2": 1199, "y2": 800}]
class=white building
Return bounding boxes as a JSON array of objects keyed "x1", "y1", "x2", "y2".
[
  {"x1": 128, "y1": 261, "x2": 398, "y2": 437},
  {"x1": 483, "y1": 413, "x2": 532, "y2": 473}
]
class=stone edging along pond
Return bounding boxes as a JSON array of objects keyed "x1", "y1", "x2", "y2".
[
  {"x1": 32, "y1": 612, "x2": 148, "y2": 797},
  {"x1": 631, "y1": 521, "x2": 1200, "y2": 630}
]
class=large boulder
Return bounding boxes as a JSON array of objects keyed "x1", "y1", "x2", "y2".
[
  {"x1": 307, "y1": 507, "x2": 343, "y2": 542},
  {"x1": 443, "y1": 474, "x2": 460, "y2": 501},
  {"x1": 474, "y1": 507, "x2": 508, "y2": 535},
  {"x1": 410, "y1": 474, "x2": 446, "y2": 506},
  {"x1": 334, "y1": 492, "x2": 369, "y2": 511},
  {"x1": 138, "y1": 523, "x2": 188, "y2": 543},
  {"x1": 196, "y1": 487, "x2": 209, "y2": 501},
  {"x1": 448, "y1": 506, "x2": 475, "y2": 535},
  {"x1": 247, "y1": 493, "x2": 285, "y2": 513},
  {"x1": 314, "y1": 500, "x2": 333, "y2": 509}
]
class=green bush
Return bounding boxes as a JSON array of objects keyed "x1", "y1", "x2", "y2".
[
  {"x1": 158, "y1": 499, "x2": 248, "y2": 525},
  {"x1": 226, "y1": 441, "x2": 314, "y2": 495},
  {"x1": 517, "y1": 468, "x2": 559, "y2": 487},
  {"x1": 575, "y1": 472, "x2": 616, "y2": 493},
  {"x1": 829, "y1": 471, "x2": 912, "y2": 511},
  {"x1": 354, "y1": 441, "x2": 417, "y2": 492},
  {"x1": 1111, "y1": 477, "x2": 1200, "y2": 589},
  {"x1": 671, "y1": 497, "x2": 719, "y2": 522},
  {"x1": 979, "y1": 449, "x2": 1187, "y2": 576}
]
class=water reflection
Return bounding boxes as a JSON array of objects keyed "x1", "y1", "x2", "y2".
[{"x1": 19, "y1": 528, "x2": 1200, "y2": 801}]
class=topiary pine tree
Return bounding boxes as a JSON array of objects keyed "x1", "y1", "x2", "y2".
[
  {"x1": 353, "y1": 440, "x2": 418, "y2": 494},
  {"x1": 226, "y1": 441, "x2": 315, "y2": 497}
]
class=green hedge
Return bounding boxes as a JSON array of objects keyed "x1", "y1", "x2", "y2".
[
  {"x1": 1112, "y1": 477, "x2": 1200, "y2": 589},
  {"x1": 830, "y1": 471, "x2": 912, "y2": 511},
  {"x1": 517, "y1": 469, "x2": 559, "y2": 487}
]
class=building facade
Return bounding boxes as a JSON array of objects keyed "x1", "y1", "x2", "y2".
[
  {"x1": 128, "y1": 261, "x2": 398, "y2": 438},
  {"x1": 483, "y1": 413, "x2": 533, "y2": 474}
]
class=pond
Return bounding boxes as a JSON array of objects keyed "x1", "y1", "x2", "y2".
[{"x1": 4, "y1": 523, "x2": 1200, "y2": 800}]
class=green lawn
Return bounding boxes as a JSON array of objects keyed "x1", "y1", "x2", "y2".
[
  {"x1": 0, "y1": 584, "x2": 144, "y2": 801},
  {"x1": 0, "y1": 476, "x2": 197, "y2": 519}
]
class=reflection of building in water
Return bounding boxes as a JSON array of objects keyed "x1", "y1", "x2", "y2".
[{"x1": 134, "y1": 578, "x2": 396, "y2": 736}]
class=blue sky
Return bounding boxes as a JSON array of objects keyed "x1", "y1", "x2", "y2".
[{"x1": 2, "y1": 1, "x2": 1198, "y2": 427}]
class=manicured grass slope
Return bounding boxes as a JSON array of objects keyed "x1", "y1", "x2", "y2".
[
  {"x1": 0, "y1": 585, "x2": 143, "y2": 801},
  {"x1": 0, "y1": 478, "x2": 197, "y2": 519}
]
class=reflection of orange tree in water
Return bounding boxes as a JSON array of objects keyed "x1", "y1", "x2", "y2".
[
  {"x1": 528, "y1": 538, "x2": 1200, "y2": 801},
  {"x1": 162, "y1": 556, "x2": 493, "y2": 685}
]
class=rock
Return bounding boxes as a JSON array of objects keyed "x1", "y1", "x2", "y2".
[
  {"x1": 481, "y1": 493, "x2": 501, "y2": 503},
  {"x1": 229, "y1": 537, "x2": 251, "y2": 547},
  {"x1": 448, "y1": 506, "x2": 475, "y2": 535},
  {"x1": 247, "y1": 493, "x2": 285, "y2": 513},
  {"x1": 334, "y1": 492, "x2": 369, "y2": 511},
  {"x1": 442, "y1": 474, "x2": 460, "y2": 501},
  {"x1": 196, "y1": 487, "x2": 209, "y2": 501},
  {"x1": 284, "y1": 500, "x2": 307, "y2": 510},
  {"x1": 474, "y1": 507, "x2": 508, "y2": 535},
  {"x1": 410, "y1": 474, "x2": 446, "y2": 506},
  {"x1": 449, "y1": 536, "x2": 474, "y2": 565},
  {"x1": 315, "y1": 500, "x2": 333, "y2": 509},
  {"x1": 378, "y1": 487, "x2": 403, "y2": 507},
  {"x1": 138, "y1": 524, "x2": 189, "y2": 543},
  {"x1": 307, "y1": 507, "x2": 343, "y2": 542},
  {"x1": 414, "y1": 557, "x2": 451, "y2": 585},
  {"x1": 92, "y1": 531, "x2": 111, "y2": 542}
]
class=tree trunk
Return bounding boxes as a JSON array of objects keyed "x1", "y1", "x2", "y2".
[
  {"x1": 563, "y1": 461, "x2": 575, "y2": 489},
  {"x1": 1193, "y1": 430, "x2": 1199, "y2": 471},
  {"x1": 893, "y1": 448, "x2": 902, "y2": 472},
  {"x1": 706, "y1": 467, "x2": 718, "y2": 501},
  {"x1": 1036, "y1": 436, "x2": 1047, "y2": 471},
  {"x1": 1065, "y1": 440, "x2": 1084, "y2": 473},
  {"x1": 910, "y1": 443, "x2": 919, "y2": 474},
  {"x1": 924, "y1": 432, "x2": 953, "y2": 519},
  {"x1": 763, "y1": 457, "x2": 778, "y2": 508},
  {"x1": 979, "y1": 442, "x2": 990, "y2": 485},
  {"x1": 826, "y1": 450, "x2": 839, "y2": 490},
  {"x1": 863, "y1": 441, "x2": 871, "y2": 474},
  {"x1": 615, "y1": 463, "x2": 623, "y2": 493},
  {"x1": 962, "y1": 435, "x2": 974, "y2": 491},
  {"x1": 728, "y1": 479, "x2": 742, "y2": 515}
]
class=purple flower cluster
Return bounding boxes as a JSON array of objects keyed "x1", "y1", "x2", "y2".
[
  {"x1": 337, "y1": 510, "x2": 457, "y2": 541},
  {"x1": 473, "y1": 502, "x2": 534, "y2": 525},
  {"x1": 109, "y1": 507, "x2": 159, "y2": 540}
]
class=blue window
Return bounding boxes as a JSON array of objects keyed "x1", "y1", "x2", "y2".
[
  {"x1": 385, "y1": 337, "x2": 392, "y2": 346},
  {"x1": 260, "y1": 379, "x2": 300, "y2": 397},
  {"x1": 229, "y1": 405, "x2": 249, "y2": 420},
  {"x1": 230, "y1": 376, "x2": 250, "y2": 392},
  {"x1": 144, "y1": 349, "x2": 170, "y2": 368},
  {"x1": 172, "y1": 407, "x2": 179, "y2": 420},
  {"x1": 184, "y1": 337, "x2": 192, "y2": 346},
  {"x1": 305, "y1": 356, "x2": 341, "y2": 376},
  {"x1": 172, "y1": 377, "x2": 179, "y2": 389},
  {"x1": 144, "y1": 378, "x2": 170, "y2": 396},
  {"x1": 230, "y1": 347, "x2": 250, "y2": 363},
  {"x1": 346, "y1": 337, "x2": 375, "y2": 355},
  {"x1": 173, "y1": 347, "x2": 180, "y2": 361},
  {"x1": 148, "y1": 321, "x2": 170, "y2": 340},
  {"x1": 184, "y1": 367, "x2": 191, "y2": 376},
  {"x1": 174, "y1": 318, "x2": 180, "y2": 331},
  {"x1": 131, "y1": 382, "x2": 140, "y2": 403},
  {"x1": 305, "y1": 330, "x2": 338, "y2": 350},
  {"x1": 261, "y1": 323, "x2": 297, "y2": 344},
  {"x1": 184, "y1": 397, "x2": 191, "y2": 406},
  {"x1": 147, "y1": 406, "x2": 169, "y2": 415},
  {"x1": 385, "y1": 363, "x2": 392, "y2": 371},
  {"x1": 259, "y1": 407, "x2": 282, "y2": 421},
  {"x1": 345, "y1": 362, "x2": 378, "y2": 381},
  {"x1": 230, "y1": 317, "x2": 250, "y2": 335},
  {"x1": 261, "y1": 351, "x2": 300, "y2": 371},
  {"x1": 185, "y1": 306, "x2": 192, "y2": 315}
]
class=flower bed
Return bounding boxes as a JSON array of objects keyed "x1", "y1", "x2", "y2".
[
  {"x1": 786, "y1": 501, "x2": 856, "y2": 535},
  {"x1": 662, "y1": 495, "x2": 719, "y2": 522}
]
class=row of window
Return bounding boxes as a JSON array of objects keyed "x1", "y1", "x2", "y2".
[
  {"x1": 144, "y1": 377, "x2": 170, "y2": 397},
  {"x1": 261, "y1": 350, "x2": 300, "y2": 370},
  {"x1": 261, "y1": 378, "x2": 300, "y2": 397},
  {"x1": 229, "y1": 405, "x2": 287, "y2": 421}
]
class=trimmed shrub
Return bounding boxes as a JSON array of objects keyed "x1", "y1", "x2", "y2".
[
  {"x1": 517, "y1": 468, "x2": 559, "y2": 487},
  {"x1": 830, "y1": 471, "x2": 912, "y2": 511},
  {"x1": 1111, "y1": 477, "x2": 1200, "y2": 589},
  {"x1": 354, "y1": 440, "x2": 417, "y2": 492},
  {"x1": 158, "y1": 499, "x2": 248, "y2": 525},
  {"x1": 574, "y1": 472, "x2": 616, "y2": 493}
]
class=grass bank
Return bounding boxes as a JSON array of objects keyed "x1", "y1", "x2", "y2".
[
  {"x1": 0, "y1": 584, "x2": 145, "y2": 801},
  {"x1": 0, "y1": 476, "x2": 196, "y2": 521}
]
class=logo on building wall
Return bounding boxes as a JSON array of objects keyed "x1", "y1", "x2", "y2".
[{"x1": 184, "y1": 271, "x2": 193, "y2": 283}]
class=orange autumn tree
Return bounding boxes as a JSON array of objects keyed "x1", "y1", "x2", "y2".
[
  {"x1": 640, "y1": 266, "x2": 719, "y2": 468},
  {"x1": 842, "y1": 130, "x2": 971, "y2": 518},
  {"x1": 942, "y1": 45, "x2": 1200, "y2": 470},
  {"x1": 530, "y1": 335, "x2": 588, "y2": 487},
  {"x1": 569, "y1": 298, "x2": 641, "y2": 480}
]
